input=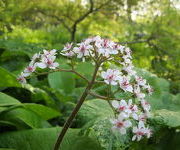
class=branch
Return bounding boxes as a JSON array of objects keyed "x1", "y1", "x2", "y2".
[
  {"x1": 93, "y1": 0, "x2": 112, "y2": 12},
  {"x1": 88, "y1": 91, "x2": 121, "y2": 101},
  {"x1": 89, "y1": 91, "x2": 109, "y2": 100},
  {"x1": 95, "y1": 80, "x2": 104, "y2": 84},
  {"x1": 71, "y1": 0, "x2": 94, "y2": 41},
  {"x1": 37, "y1": 9, "x2": 72, "y2": 33},
  {"x1": 34, "y1": 68, "x2": 90, "y2": 83},
  {"x1": 118, "y1": 39, "x2": 152, "y2": 45}
]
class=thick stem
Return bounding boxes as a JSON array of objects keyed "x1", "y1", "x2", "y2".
[{"x1": 53, "y1": 63, "x2": 100, "y2": 150}]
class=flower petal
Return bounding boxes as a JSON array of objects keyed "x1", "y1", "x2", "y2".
[{"x1": 36, "y1": 62, "x2": 47, "y2": 69}]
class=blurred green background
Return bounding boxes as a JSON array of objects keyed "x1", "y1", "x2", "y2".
[{"x1": 0, "y1": 0, "x2": 180, "y2": 150}]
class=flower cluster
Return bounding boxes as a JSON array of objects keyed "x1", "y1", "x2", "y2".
[
  {"x1": 17, "y1": 49, "x2": 59, "y2": 84},
  {"x1": 96, "y1": 36, "x2": 153, "y2": 141},
  {"x1": 111, "y1": 99, "x2": 151, "y2": 141},
  {"x1": 61, "y1": 36, "x2": 126, "y2": 59},
  {"x1": 17, "y1": 36, "x2": 153, "y2": 142}
]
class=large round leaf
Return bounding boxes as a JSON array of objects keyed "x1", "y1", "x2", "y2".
[
  {"x1": 48, "y1": 72, "x2": 75, "y2": 94},
  {"x1": 154, "y1": 109, "x2": 180, "y2": 128},
  {"x1": 0, "y1": 127, "x2": 102, "y2": 150},
  {"x1": 24, "y1": 103, "x2": 61, "y2": 120},
  {"x1": 0, "y1": 107, "x2": 50, "y2": 129}
]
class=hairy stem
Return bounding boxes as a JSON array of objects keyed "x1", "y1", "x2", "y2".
[
  {"x1": 53, "y1": 63, "x2": 100, "y2": 150},
  {"x1": 34, "y1": 68, "x2": 90, "y2": 83}
]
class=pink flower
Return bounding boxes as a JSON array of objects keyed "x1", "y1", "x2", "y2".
[
  {"x1": 112, "y1": 100, "x2": 128, "y2": 112},
  {"x1": 141, "y1": 100, "x2": 151, "y2": 112},
  {"x1": 124, "y1": 47, "x2": 132, "y2": 59},
  {"x1": 134, "y1": 85, "x2": 146, "y2": 99},
  {"x1": 114, "y1": 44, "x2": 125, "y2": 54},
  {"x1": 97, "y1": 39, "x2": 117, "y2": 57},
  {"x1": 112, "y1": 99, "x2": 139, "y2": 120},
  {"x1": 36, "y1": 49, "x2": 59, "y2": 69},
  {"x1": 135, "y1": 76, "x2": 147, "y2": 87},
  {"x1": 73, "y1": 42, "x2": 92, "y2": 58},
  {"x1": 101, "y1": 69, "x2": 121, "y2": 85},
  {"x1": 36, "y1": 56, "x2": 59, "y2": 69},
  {"x1": 128, "y1": 100, "x2": 139, "y2": 120},
  {"x1": 122, "y1": 64, "x2": 136, "y2": 76},
  {"x1": 132, "y1": 121, "x2": 146, "y2": 141},
  {"x1": 122, "y1": 55, "x2": 132, "y2": 64},
  {"x1": 42, "y1": 49, "x2": 57, "y2": 58},
  {"x1": 145, "y1": 84, "x2": 154, "y2": 95},
  {"x1": 63, "y1": 43, "x2": 73, "y2": 51},
  {"x1": 145, "y1": 128, "x2": 152, "y2": 138},
  {"x1": 138, "y1": 113, "x2": 148, "y2": 122},
  {"x1": 23, "y1": 62, "x2": 36, "y2": 77},
  {"x1": 119, "y1": 76, "x2": 133, "y2": 93},
  {"x1": 17, "y1": 73, "x2": 26, "y2": 84},
  {"x1": 84, "y1": 35, "x2": 101, "y2": 45},
  {"x1": 31, "y1": 53, "x2": 40, "y2": 62},
  {"x1": 61, "y1": 43, "x2": 74, "y2": 57},
  {"x1": 111, "y1": 113, "x2": 132, "y2": 134}
]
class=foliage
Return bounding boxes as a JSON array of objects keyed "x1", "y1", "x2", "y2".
[{"x1": 0, "y1": 127, "x2": 102, "y2": 150}]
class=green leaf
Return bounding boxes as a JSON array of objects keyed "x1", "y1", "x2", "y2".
[
  {"x1": 154, "y1": 109, "x2": 180, "y2": 128},
  {"x1": 0, "y1": 67, "x2": 20, "y2": 88},
  {"x1": 48, "y1": 71, "x2": 75, "y2": 94},
  {"x1": 0, "y1": 120, "x2": 17, "y2": 128},
  {"x1": 0, "y1": 92, "x2": 21, "y2": 106},
  {"x1": 79, "y1": 99, "x2": 130, "y2": 150},
  {"x1": 0, "y1": 108, "x2": 51, "y2": 129},
  {"x1": 24, "y1": 103, "x2": 61, "y2": 120},
  {"x1": 76, "y1": 62, "x2": 95, "y2": 80},
  {"x1": 0, "y1": 148, "x2": 15, "y2": 150},
  {"x1": 0, "y1": 107, "x2": 8, "y2": 113},
  {"x1": 0, "y1": 127, "x2": 103, "y2": 150},
  {"x1": 78, "y1": 99, "x2": 113, "y2": 127}
]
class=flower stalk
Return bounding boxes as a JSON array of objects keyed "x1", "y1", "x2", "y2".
[{"x1": 53, "y1": 62, "x2": 100, "y2": 150}]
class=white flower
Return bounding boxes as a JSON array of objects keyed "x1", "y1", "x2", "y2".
[
  {"x1": 112, "y1": 99, "x2": 138, "y2": 120},
  {"x1": 132, "y1": 121, "x2": 146, "y2": 141},
  {"x1": 135, "y1": 76, "x2": 147, "y2": 87},
  {"x1": 36, "y1": 56, "x2": 59, "y2": 69},
  {"x1": 145, "y1": 127, "x2": 152, "y2": 138},
  {"x1": 36, "y1": 49, "x2": 59, "y2": 69},
  {"x1": 73, "y1": 42, "x2": 92, "y2": 58},
  {"x1": 43, "y1": 49, "x2": 57, "y2": 57},
  {"x1": 144, "y1": 84, "x2": 153, "y2": 95},
  {"x1": 61, "y1": 51, "x2": 74, "y2": 57},
  {"x1": 84, "y1": 35, "x2": 101, "y2": 45},
  {"x1": 119, "y1": 76, "x2": 133, "y2": 93},
  {"x1": 134, "y1": 85, "x2": 146, "y2": 99},
  {"x1": 128, "y1": 99, "x2": 139, "y2": 120},
  {"x1": 122, "y1": 55, "x2": 132, "y2": 64},
  {"x1": 122, "y1": 64, "x2": 136, "y2": 76},
  {"x1": 63, "y1": 43, "x2": 73, "y2": 51},
  {"x1": 138, "y1": 113, "x2": 148, "y2": 122},
  {"x1": 17, "y1": 73, "x2": 26, "y2": 84},
  {"x1": 112, "y1": 100, "x2": 128, "y2": 112},
  {"x1": 141, "y1": 100, "x2": 151, "y2": 112},
  {"x1": 124, "y1": 47, "x2": 132, "y2": 59},
  {"x1": 23, "y1": 62, "x2": 36, "y2": 77},
  {"x1": 97, "y1": 39, "x2": 117, "y2": 57},
  {"x1": 31, "y1": 53, "x2": 40, "y2": 62},
  {"x1": 101, "y1": 69, "x2": 122, "y2": 85},
  {"x1": 111, "y1": 113, "x2": 132, "y2": 134},
  {"x1": 61, "y1": 43, "x2": 75, "y2": 57},
  {"x1": 116, "y1": 45, "x2": 125, "y2": 54}
]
